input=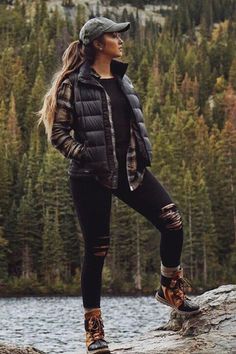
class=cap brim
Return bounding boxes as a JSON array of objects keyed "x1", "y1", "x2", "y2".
[{"x1": 105, "y1": 22, "x2": 130, "y2": 33}]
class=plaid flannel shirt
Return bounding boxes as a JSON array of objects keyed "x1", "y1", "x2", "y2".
[{"x1": 52, "y1": 77, "x2": 145, "y2": 191}]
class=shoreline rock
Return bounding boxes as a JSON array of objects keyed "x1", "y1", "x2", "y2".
[
  {"x1": 110, "y1": 284, "x2": 236, "y2": 353},
  {"x1": 0, "y1": 345, "x2": 46, "y2": 354}
]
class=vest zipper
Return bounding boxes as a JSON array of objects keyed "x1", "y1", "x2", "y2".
[
  {"x1": 78, "y1": 78, "x2": 119, "y2": 188},
  {"x1": 117, "y1": 79, "x2": 150, "y2": 163},
  {"x1": 104, "y1": 91, "x2": 118, "y2": 167}
]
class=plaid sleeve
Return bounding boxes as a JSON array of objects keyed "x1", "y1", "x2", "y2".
[{"x1": 51, "y1": 78, "x2": 86, "y2": 160}]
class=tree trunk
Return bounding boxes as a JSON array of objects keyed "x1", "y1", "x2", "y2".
[
  {"x1": 135, "y1": 216, "x2": 142, "y2": 291},
  {"x1": 229, "y1": 148, "x2": 236, "y2": 244},
  {"x1": 188, "y1": 198, "x2": 193, "y2": 279},
  {"x1": 203, "y1": 234, "x2": 207, "y2": 286},
  {"x1": 22, "y1": 244, "x2": 33, "y2": 279}
]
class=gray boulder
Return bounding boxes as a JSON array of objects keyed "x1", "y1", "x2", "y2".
[
  {"x1": 0, "y1": 345, "x2": 46, "y2": 354},
  {"x1": 110, "y1": 284, "x2": 236, "y2": 354}
]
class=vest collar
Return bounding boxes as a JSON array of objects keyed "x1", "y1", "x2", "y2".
[{"x1": 78, "y1": 58, "x2": 129, "y2": 82}]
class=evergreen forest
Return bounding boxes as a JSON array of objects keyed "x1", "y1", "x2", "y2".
[{"x1": 0, "y1": 0, "x2": 235, "y2": 296}]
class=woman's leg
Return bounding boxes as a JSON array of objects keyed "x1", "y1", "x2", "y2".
[
  {"x1": 112, "y1": 166, "x2": 200, "y2": 314},
  {"x1": 69, "y1": 176, "x2": 112, "y2": 309},
  {"x1": 112, "y1": 167, "x2": 183, "y2": 271}
]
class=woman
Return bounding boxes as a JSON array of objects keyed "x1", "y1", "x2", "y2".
[{"x1": 38, "y1": 16, "x2": 200, "y2": 354}]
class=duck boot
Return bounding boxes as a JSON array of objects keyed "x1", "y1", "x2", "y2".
[
  {"x1": 155, "y1": 267, "x2": 201, "y2": 315},
  {"x1": 84, "y1": 308, "x2": 110, "y2": 354}
]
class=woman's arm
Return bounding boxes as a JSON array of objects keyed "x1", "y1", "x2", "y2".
[{"x1": 50, "y1": 78, "x2": 86, "y2": 161}]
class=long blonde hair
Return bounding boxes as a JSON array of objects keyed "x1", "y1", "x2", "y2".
[{"x1": 36, "y1": 37, "x2": 102, "y2": 142}]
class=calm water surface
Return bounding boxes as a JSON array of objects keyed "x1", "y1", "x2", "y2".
[{"x1": 0, "y1": 295, "x2": 170, "y2": 354}]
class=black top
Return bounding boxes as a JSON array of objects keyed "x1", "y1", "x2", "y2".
[{"x1": 98, "y1": 77, "x2": 132, "y2": 163}]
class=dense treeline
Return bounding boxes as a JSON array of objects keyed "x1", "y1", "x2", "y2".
[
  {"x1": 107, "y1": 0, "x2": 177, "y2": 8},
  {"x1": 0, "y1": 0, "x2": 235, "y2": 296}
]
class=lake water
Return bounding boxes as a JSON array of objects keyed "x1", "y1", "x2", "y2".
[{"x1": 0, "y1": 295, "x2": 171, "y2": 354}]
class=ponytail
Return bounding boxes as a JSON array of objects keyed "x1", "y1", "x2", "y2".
[{"x1": 36, "y1": 40, "x2": 84, "y2": 142}]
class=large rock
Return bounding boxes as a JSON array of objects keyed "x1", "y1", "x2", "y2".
[
  {"x1": 110, "y1": 284, "x2": 236, "y2": 353},
  {"x1": 0, "y1": 345, "x2": 46, "y2": 354}
]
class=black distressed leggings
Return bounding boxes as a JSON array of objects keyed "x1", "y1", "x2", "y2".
[{"x1": 69, "y1": 161, "x2": 183, "y2": 308}]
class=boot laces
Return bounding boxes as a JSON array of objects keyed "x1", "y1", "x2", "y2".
[
  {"x1": 171, "y1": 276, "x2": 192, "y2": 301},
  {"x1": 87, "y1": 316, "x2": 105, "y2": 341}
]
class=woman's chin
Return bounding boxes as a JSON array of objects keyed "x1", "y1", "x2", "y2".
[{"x1": 111, "y1": 52, "x2": 123, "y2": 59}]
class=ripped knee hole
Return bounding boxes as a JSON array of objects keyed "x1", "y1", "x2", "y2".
[
  {"x1": 159, "y1": 203, "x2": 182, "y2": 230},
  {"x1": 93, "y1": 245, "x2": 109, "y2": 257}
]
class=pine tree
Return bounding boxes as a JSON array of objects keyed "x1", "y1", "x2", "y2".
[
  {"x1": 14, "y1": 153, "x2": 28, "y2": 207},
  {"x1": 6, "y1": 91, "x2": 22, "y2": 192},
  {"x1": 41, "y1": 207, "x2": 52, "y2": 284},
  {"x1": 0, "y1": 210, "x2": 8, "y2": 281},
  {"x1": 74, "y1": 4, "x2": 86, "y2": 37},
  {"x1": 192, "y1": 164, "x2": 218, "y2": 287},
  {"x1": 200, "y1": 0, "x2": 213, "y2": 40},
  {"x1": 181, "y1": 165, "x2": 195, "y2": 280},
  {"x1": 144, "y1": 52, "x2": 161, "y2": 132},
  {"x1": 136, "y1": 54, "x2": 150, "y2": 103},
  {"x1": 216, "y1": 120, "x2": 236, "y2": 272},
  {"x1": 0, "y1": 100, "x2": 12, "y2": 219},
  {"x1": 0, "y1": 47, "x2": 14, "y2": 106},
  {"x1": 229, "y1": 58, "x2": 236, "y2": 91},
  {"x1": 198, "y1": 38, "x2": 213, "y2": 110},
  {"x1": 177, "y1": 0, "x2": 192, "y2": 34},
  {"x1": 25, "y1": 60, "x2": 46, "y2": 151},
  {"x1": 37, "y1": 145, "x2": 80, "y2": 283},
  {"x1": 110, "y1": 196, "x2": 136, "y2": 291},
  {"x1": 7, "y1": 92, "x2": 22, "y2": 155},
  {"x1": 12, "y1": 56, "x2": 28, "y2": 146},
  {"x1": 15, "y1": 179, "x2": 39, "y2": 279}
]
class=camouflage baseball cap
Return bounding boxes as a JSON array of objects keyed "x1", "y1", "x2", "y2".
[{"x1": 79, "y1": 16, "x2": 130, "y2": 46}]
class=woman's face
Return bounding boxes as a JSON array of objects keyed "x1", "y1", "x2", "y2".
[{"x1": 96, "y1": 32, "x2": 124, "y2": 58}]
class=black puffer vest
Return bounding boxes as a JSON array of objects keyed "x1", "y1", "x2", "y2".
[{"x1": 68, "y1": 59, "x2": 152, "y2": 188}]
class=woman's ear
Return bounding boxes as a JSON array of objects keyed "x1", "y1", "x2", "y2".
[{"x1": 93, "y1": 39, "x2": 103, "y2": 51}]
